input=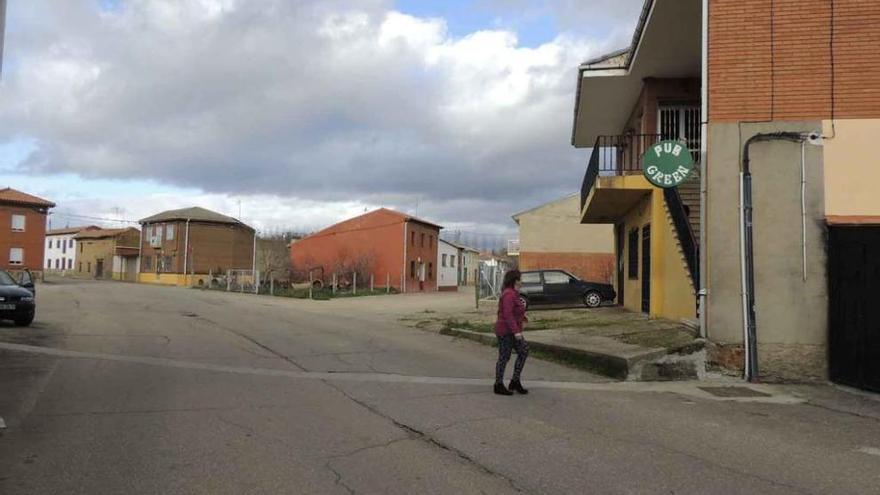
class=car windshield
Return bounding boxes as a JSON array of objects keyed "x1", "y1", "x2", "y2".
[{"x1": 0, "y1": 271, "x2": 17, "y2": 286}]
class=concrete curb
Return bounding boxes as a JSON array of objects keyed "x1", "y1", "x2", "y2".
[{"x1": 440, "y1": 327, "x2": 706, "y2": 381}]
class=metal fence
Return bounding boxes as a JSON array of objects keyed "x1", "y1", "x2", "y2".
[{"x1": 476, "y1": 261, "x2": 507, "y2": 302}]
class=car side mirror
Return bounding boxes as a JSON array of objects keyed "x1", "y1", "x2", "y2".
[{"x1": 18, "y1": 270, "x2": 35, "y2": 294}]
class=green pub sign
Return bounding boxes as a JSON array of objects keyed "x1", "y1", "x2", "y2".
[{"x1": 642, "y1": 140, "x2": 694, "y2": 188}]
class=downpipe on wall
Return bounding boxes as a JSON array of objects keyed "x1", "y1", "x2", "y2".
[{"x1": 739, "y1": 131, "x2": 820, "y2": 382}]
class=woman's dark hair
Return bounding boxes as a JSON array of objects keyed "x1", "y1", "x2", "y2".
[{"x1": 502, "y1": 269, "x2": 522, "y2": 289}]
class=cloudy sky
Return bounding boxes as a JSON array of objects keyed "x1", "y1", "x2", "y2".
[{"x1": 0, "y1": 0, "x2": 641, "y2": 242}]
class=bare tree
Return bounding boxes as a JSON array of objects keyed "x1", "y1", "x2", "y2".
[{"x1": 256, "y1": 237, "x2": 291, "y2": 285}]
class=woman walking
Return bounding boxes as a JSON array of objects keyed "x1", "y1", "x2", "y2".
[{"x1": 494, "y1": 269, "x2": 529, "y2": 395}]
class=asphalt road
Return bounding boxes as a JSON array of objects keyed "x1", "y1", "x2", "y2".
[{"x1": 0, "y1": 279, "x2": 879, "y2": 494}]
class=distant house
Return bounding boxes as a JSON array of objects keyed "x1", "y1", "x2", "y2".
[
  {"x1": 139, "y1": 207, "x2": 255, "y2": 287},
  {"x1": 45, "y1": 226, "x2": 100, "y2": 274},
  {"x1": 73, "y1": 227, "x2": 141, "y2": 281},
  {"x1": 437, "y1": 239, "x2": 459, "y2": 291},
  {"x1": 0, "y1": 188, "x2": 55, "y2": 272},
  {"x1": 454, "y1": 242, "x2": 480, "y2": 286},
  {"x1": 290, "y1": 208, "x2": 441, "y2": 292},
  {"x1": 512, "y1": 194, "x2": 615, "y2": 283}
]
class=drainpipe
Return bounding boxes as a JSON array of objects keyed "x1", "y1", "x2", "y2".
[
  {"x1": 698, "y1": 0, "x2": 709, "y2": 338},
  {"x1": 402, "y1": 221, "x2": 408, "y2": 293},
  {"x1": 251, "y1": 229, "x2": 257, "y2": 294},
  {"x1": 183, "y1": 219, "x2": 190, "y2": 286},
  {"x1": 740, "y1": 131, "x2": 805, "y2": 382},
  {"x1": 137, "y1": 226, "x2": 143, "y2": 278}
]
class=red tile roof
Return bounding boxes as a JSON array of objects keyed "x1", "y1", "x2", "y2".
[
  {"x1": 47, "y1": 225, "x2": 101, "y2": 236},
  {"x1": 0, "y1": 188, "x2": 55, "y2": 207},
  {"x1": 73, "y1": 227, "x2": 139, "y2": 240}
]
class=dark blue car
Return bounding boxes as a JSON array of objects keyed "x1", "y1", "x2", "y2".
[
  {"x1": 0, "y1": 269, "x2": 36, "y2": 326},
  {"x1": 518, "y1": 269, "x2": 615, "y2": 309}
]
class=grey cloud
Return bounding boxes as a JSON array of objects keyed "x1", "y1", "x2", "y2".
[{"x1": 1, "y1": 0, "x2": 639, "y2": 231}]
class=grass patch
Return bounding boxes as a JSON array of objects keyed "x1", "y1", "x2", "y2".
[
  {"x1": 332, "y1": 288, "x2": 399, "y2": 298},
  {"x1": 444, "y1": 318, "x2": 494, "y2": 333}
]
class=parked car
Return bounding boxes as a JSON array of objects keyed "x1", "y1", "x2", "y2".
[
  {"x1": 518, "y1": 269, "x2": 615, "y2": 309},
  {"x1": 0, "y1": 269, "x2": 36, "y2": 326}
]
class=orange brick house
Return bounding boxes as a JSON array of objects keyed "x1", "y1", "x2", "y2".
[
  {"x1": 290, "y1": 208, "x2": 441, "y2": 292},
  {"x1": 0, "y1": 188, "x2": 55, "y2": 272}
]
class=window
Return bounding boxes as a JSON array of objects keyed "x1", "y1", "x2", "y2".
[
  {"x1": 521, "y1": 272, "x2": 541, "y2": 284},
  {"x1": 658, "y1": 105, "x2": 701, "y2": 160},
  {"x1": 428, "y1": 262, "x2": 433, "y2": 279},
  {"x1": 543, "y1": 271, "x2": 570, "y2": 285},
  {"x1": 9, "y1": 248, "x2": 23, "y2": 265},
  {"x1": 166, "y1": 224, "x2": 175, "y2": 241},
  {"x1": 410, "y1": 260, "x2": 416, "y2": 278},
  {"x1": 87, "y1": 262, "x2": 91, "y2": 273},
  {"x1": 421, "y1": 233, "x2": 425, "y2": 247},
  {"x1": 47, "y1": 239, "x2": 51, "y2": 249},
  {"x1": 450, "y1": 256, "x2": 455, "y2": 267},
  {"x1": 55, "y1": 259, "x2": 60, "y2": 269},
  {"x1": 62, "y1": 239, "x2": 67, "y2": 254},
  {"x1": 69, "y1": 239, "x2": 74, "y2": 248},
  {"x1": 78, "y1": 262, "x2": 82, "y2": 272},
  {"x1": 628, "y1": 228, "x2": 639, "y2": 279},
  {"x1": 80, "y1": 243, "x2": 83, "y2": 253},
  {"x1": 429, "y1": 235, "x2": 433, "y2": 246},
  {"x1": 442, "y1": 254, "x2": 447, "y2": 267},
  {"x1": 46, "y1": 259, "x2": 51, "y2": 269},
  {"x1": 68, "y1": 259, "x2": 73, "y2": 270},
  {"x1": 411, "y1": 231, "x2": 415, "y2": 246},
  {"x1": 143, "y1": 256, "x2": 152, "y2": 271},
  {"x1": 11, "y1": 214, "x2": 25, "y2": 232}
]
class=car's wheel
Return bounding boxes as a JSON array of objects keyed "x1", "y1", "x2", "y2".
[
  {"x1": 518, "y1": 295, "x2": 529, "y2": 310},
  {"x1": 583, "y1": 291, "x2": 602, "y2": 308},
  {"x1": 14, "y1": 312, "x2": 34, "y2": 327}
]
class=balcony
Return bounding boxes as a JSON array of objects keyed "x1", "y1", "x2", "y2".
[{"x1": 580, "y1": 134, "x2": 660, "y2": 221}]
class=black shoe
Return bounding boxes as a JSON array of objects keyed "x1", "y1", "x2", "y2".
[
  {"x1": 509, "y1": 379, "x2": 529, "y2": 395},
  {"x1": 494, "y1": 383, "x2": 514, "y2": 396}
]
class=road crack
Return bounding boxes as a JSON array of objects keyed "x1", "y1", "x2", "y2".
[{"x1": 323, "y1": 382, "x2": 528, "y2": 494}]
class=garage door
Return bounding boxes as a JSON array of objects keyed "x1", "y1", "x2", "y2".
[{"x1": 828, "y1": 226, "x2": 880, "y2": 392}]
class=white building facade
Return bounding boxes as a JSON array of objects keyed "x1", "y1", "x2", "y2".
[
  {"x1": 437, "y1": 239, "x2": 460, "y2": 291},
  {"x1": 44, "y1": 226, "x2": 97, "y2": 274}
]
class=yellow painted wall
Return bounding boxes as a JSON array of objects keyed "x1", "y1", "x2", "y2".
[
  {"x1": 137, "y1": 272, "x2": 233, "y2": 288},
  {"x1": 823, "y1": 118, "x2": 880, "y2": 217},
  {"x1": 617, "y1": 194, "x2": 652, "y2": 314},
  {"x1": 517, "y1": 195, "x2": 614, "y2": 253},
  {"x1": 614, "y1": 189, "x2": 696, "y2": 320},
  {"x1": 653, "y1": 191, "x2": 697, "y2": 321},
  {"x1": 138, "y1": 273, "x2": 185, "y2": 285}
]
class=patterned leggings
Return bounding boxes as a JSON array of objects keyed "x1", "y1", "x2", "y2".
[{"x1": 495, "y1": 334, "x2": 529, "y2": 384}]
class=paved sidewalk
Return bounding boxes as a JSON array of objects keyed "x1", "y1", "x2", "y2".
[{"x1": 399, "y1": 296, "x2": 705, "y2": 380}]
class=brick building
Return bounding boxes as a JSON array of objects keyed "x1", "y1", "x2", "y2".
[
  {"x1": 572, "y1": 0, "x2": 880, "y2": 388},
  {"x1": 290, "y1": 208, "x2": 441, "y2": 293},
  {"x1": 512, "y1": 194, "x2": 615, "y2": 284},
  {"x1": 0, "y1": 188, "x2": 55, "y2": 272},
  {"x1": 139, "y1": 207, "x2": 255, "y2": 287},
  {"x1": 73, "y1": 227, "x2": 140, "y2": 281}
]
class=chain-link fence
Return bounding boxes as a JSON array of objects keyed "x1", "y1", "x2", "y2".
[{"x1": 476, "y1": 261, "x2": 508, "y2": 302}]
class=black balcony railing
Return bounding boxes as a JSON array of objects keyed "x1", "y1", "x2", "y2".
[
  {"x1": 664, "y1": 187, "x2": 699, "y2": 289},
  {"x1": 580, "y1": 134, "x2": 661, "y2": 210}
]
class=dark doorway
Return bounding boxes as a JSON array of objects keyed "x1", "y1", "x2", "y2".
[
  {"x1": 829, "y1": 226, "x2": 880, "y2": 392},
  {"x1": 616, "y1": 223, "x2": 625, "y2": 306},
  {"x1": 641, "y1": 225, "x2": 651, "y2": 313},
  {"x1": 95, "y1": 259, "x2": 104, "y2": 279}
]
